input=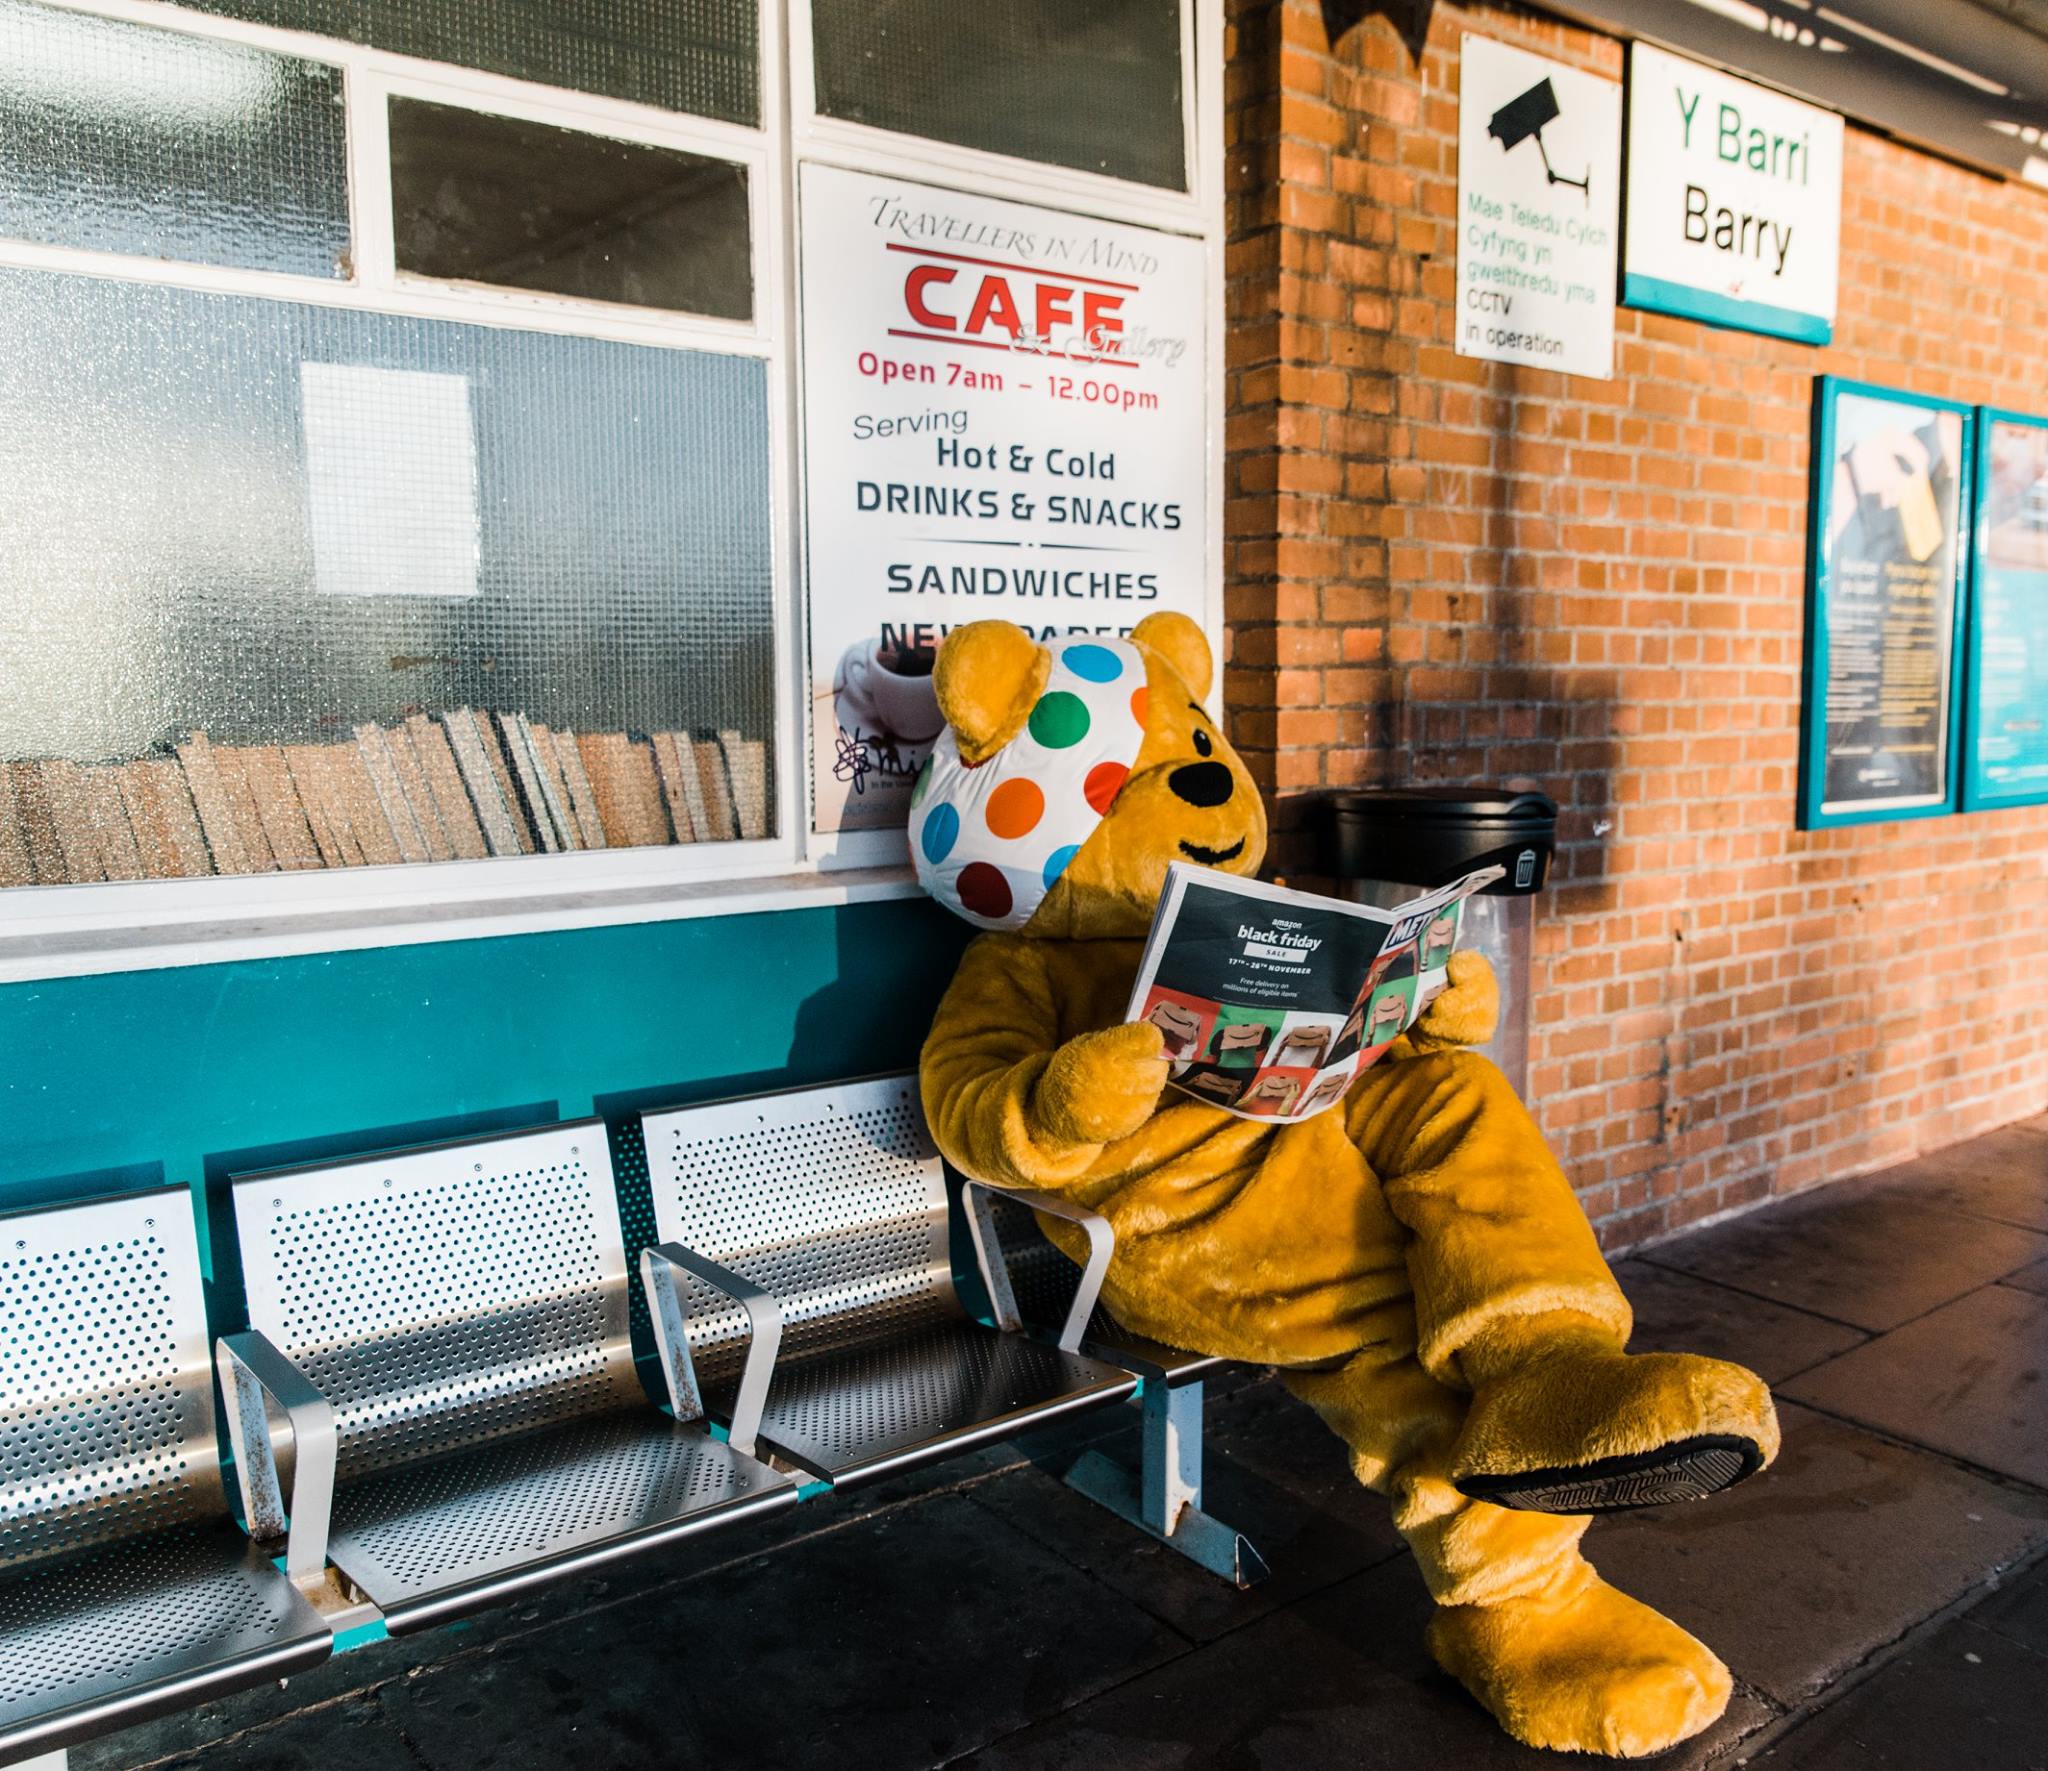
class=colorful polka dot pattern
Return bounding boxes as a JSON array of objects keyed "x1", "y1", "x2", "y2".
[{"x1": 911, "y1": 634, "x2": 1149, "y2": 931}]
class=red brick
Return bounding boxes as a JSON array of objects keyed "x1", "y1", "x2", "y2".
[{"x1": 1221, "y1": 0, "x2": 2048, "y2": 1237}]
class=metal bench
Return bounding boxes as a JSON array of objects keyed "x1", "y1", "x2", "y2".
[
  {"x1": 0, "y1": 1188, "x2": 331, "y2": 1766},
  {"x1": 221, "y1": 1121, "x2": 795, "y2": 1635},
  {"x1": 639, "y1": 1077, "x2": 1138, "y2": 1488},
  {"x1": 967, "y1": 1187, "x2": 1269, "y2": 1587}
]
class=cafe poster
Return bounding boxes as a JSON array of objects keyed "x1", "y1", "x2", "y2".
[
  {"x1": 1964, "y1": 408, "x2": 2048, "y2": 810},
  {"x1": 797, "y1": 163, "x2": 1210, "y2": 838},
  {"x1": 1799, "y1": 378, "x2": 1972, "y2": 829}
]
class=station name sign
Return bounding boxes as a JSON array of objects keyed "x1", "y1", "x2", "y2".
[{"x1": 1623, "y1": 42, "x2": 1843, "y2": 344}]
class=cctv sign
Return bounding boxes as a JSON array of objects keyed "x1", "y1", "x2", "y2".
[{"x1": 1455, "y1": 34, "x2": 1622, "y2": 379}]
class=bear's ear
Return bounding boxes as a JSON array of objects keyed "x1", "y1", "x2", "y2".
[
  {"x1": 1131, "y1": 611, "x2": 1212, "y2": 701},
  {"x1": 934, "y1": 621, "x2": 1051, "y2": 764}
]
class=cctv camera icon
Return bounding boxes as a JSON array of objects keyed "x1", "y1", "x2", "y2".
[{"x1": 1488, "y1": 78, "x2": 1590, "y2": 197}]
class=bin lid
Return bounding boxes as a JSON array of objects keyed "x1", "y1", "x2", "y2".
[{"x1": 1325, "y1": 786, "x2": 1558, "y2": 826}]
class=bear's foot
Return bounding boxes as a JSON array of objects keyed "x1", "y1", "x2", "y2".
[
  {"x1": 1450, "y1": 1335, "x2": 1778, "y2": 1514},
  {"x1": 1427, "y1": 1563, "x2": 1731, "y2": 1758}
]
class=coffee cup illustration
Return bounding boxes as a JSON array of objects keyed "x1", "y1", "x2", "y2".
[
  {"x1": 831, "y1": 636, "x2": 943, "y2": 764},
  {"x1": 1273, "y1": 1025, "x2": 1331, "y2": 1069},
  {"x1": 1147, "y1": 999, "x2": 1204, "y2": 1056}
]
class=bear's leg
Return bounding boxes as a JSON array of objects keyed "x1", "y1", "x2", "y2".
[
  {"x1": 1287, "y1": 1335, "x2": 1731, "y2": 1758},
  {"x1": 1346, "y1": 1047, "x2": 1778, "y2": 1511}
]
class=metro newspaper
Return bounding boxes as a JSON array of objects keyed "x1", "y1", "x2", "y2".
[{"x1": 1125, "y1": 863, "x2": 1504, "y2": 1122}]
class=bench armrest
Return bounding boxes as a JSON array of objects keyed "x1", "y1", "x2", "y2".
[
  {"x1": 215, "y1": 1330, "x2": 337, "y2": 1597},
  {"x1": 640, "y1": 1243, "x2": 783, "y2": 1461},
  {"x1": 961, "y1": 1180, "x2": 1114, "y2": 1355}
]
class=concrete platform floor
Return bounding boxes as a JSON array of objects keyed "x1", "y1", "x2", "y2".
[{"x1": 85, "y1": 1119, "x2": 2048, "y2": 1770}]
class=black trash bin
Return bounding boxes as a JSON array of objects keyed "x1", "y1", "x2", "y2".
[{"x1": 1318, "y1": 788, "x2": 1560, "y2": 1094}]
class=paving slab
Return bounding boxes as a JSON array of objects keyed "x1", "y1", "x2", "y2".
[
  {"x1": 1969, "y1": 1552, "x2": 2048, "y2": 1658},
  {"x1": 72, "y1": 1463, "x2": 952, "y2": 1769},
  {"x1": 1753, "y1": 1617, "x2": 2048, "y2": 1769},
  {"x1": 957, "y1": 1554, "x2": 1775, "y2": 1770},
  {"x1": 1611, "y1": 1259, "x2": 1869, "y2": 1382},
  {"x1": 1642, "y1": 1185, "x2": 2048, "y2": 1333},
  {"x1": 2001, "y1": 1256, "x2": 2048, "y2": 1297},
  {"x1": 1864, "y1": 1129, "x2": 2048, "y2": 1233},
  {"x1": 967, "y1": 1374, "x2": 1404, "y2": 1642},
  {"x1": 376, "y1": 1491, "x2": 1186, "y2": 1771},
  {"x1": 1924, "y1": 1123, "x2": 2048, "y2": 1170},
  {"x1": 114, "y1": 1694, "x2": 426, "y2": 1771},
  {"x1": 1586, "y1": 1403, "x2": 2048, "y2": 1706},
  {"x1": 1783, "y1": 1285, "x2": 2048, "y2": 1490},
  {"x1": 82, "y1": 1386, "x2": 1255, "y2": 1769}
]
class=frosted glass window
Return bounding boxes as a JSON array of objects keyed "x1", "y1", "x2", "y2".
[
  {"x1": 0, "y1": 266, "x2": 776, "y2": 887},
  {"x1": 389, "y1": 99, "x2": 753, "y2": 322},
  {"x1": 0, "y1": 0, "x2": 349, "y2": 276},
  {"x1": 811, "y1": 0, "x2": 1187, "y2": 190},
  {"x1": 170, "y1": 0, "x2": 758, "y2": 126}
]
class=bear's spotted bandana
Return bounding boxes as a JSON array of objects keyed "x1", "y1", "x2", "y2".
[{"x1": 911, "y1": 635, "x2": 1148, "y2": 931}]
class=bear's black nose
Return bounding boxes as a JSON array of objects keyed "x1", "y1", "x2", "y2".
[{"x1": 1169, "y1": 761, "x2": 1234, "y2": 807}]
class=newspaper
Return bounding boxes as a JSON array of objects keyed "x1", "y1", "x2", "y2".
[{"x1": 1125, "y1": 863, "x2": 1505, "y2": 1121}]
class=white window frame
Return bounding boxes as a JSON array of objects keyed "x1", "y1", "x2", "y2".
[{"x1": 0, "y1": 0, "x2": 1225, "y2": 981}]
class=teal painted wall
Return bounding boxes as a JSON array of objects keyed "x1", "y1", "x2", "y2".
[{"x1": 0, "y1": 898, "x2": 972, "y2": 1256}]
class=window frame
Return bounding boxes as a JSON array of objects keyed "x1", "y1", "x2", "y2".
[
  {"x1": 789, "y1": 0, "x2": 1207, "y2": 221},
  {"x1": 0, "y1": 0, "x2": 1224, "y2": 980},
  {"x1": 359, "y1": 66, "x2": 772, "y2": 343}
]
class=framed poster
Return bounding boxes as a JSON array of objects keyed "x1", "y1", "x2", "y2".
[
  {"x1": 1799, "y1": 378, "x2": 1972, "y2": 829},
  {"x1": 797, "y1": 163, "x2": 1210, "y2": 840},
  {"x1": 1964, "y1": 408, "x2": 2048, "y2": 810}
]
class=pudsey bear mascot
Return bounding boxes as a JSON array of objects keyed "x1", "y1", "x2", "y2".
[{"x1": 914, "y1": 614, "x2": 1780, "y2": 1759}]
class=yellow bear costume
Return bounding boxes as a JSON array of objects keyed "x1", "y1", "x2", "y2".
[{"x1": 917, "y1": 614, "x2": 1780, "y2": 1759}]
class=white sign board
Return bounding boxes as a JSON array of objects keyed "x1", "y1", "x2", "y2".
[
  {"x1": 1623, "y1": 42, "x2": 1844, "y2": 344},
  {"x1": 300, "y1": 363, "x2": 477, "y2": 599},
  {"x1": 1455, "y1": 34, "x2": 1622, "y2": 380},
  {"x1": 799, "y1": 163, "x2": 1208, "y2": 836}
]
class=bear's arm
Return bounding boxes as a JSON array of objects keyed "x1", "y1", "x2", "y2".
[
  {"x1": 1390, "y1": 950, "x2": 1499, "y2": 1058},
  {"x1": 920, "y1": 934, "x2": 1132, "y2": 1193}
]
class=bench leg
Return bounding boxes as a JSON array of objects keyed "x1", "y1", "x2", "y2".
[{"x1": 1064, "y1": 1381, "x2": 1269, "y2": 1588}]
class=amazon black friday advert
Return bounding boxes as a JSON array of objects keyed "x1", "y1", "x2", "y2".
[
  {"x1": 1126, "y1": 864, "x2": 1502, "y2": 1122},
  {"x1": 1149, "y1": 878, "x2": 1384, "y2": 1017}
]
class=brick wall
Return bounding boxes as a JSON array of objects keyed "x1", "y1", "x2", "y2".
[{"x1": 1221, "y1": 0, "x2": 2048, "y2": 1245}]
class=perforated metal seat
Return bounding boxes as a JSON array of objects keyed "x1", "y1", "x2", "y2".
[
  {"x1": 225, "y1": 1122, "x2": 794, "y2": 1634},
  {"x1": 966, "y1": 1167, "x2": 1265, "y2": 1587},
  {"x1": 0, "y1": 1189, "x2": 331, "y2": 1763},
  {"x1": 970, "y1": 1186, "x2": 1227, "y2": 1386},
  {"x1": 640, "y1": 1078, "x2": 1137, "y2": 1487}
]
